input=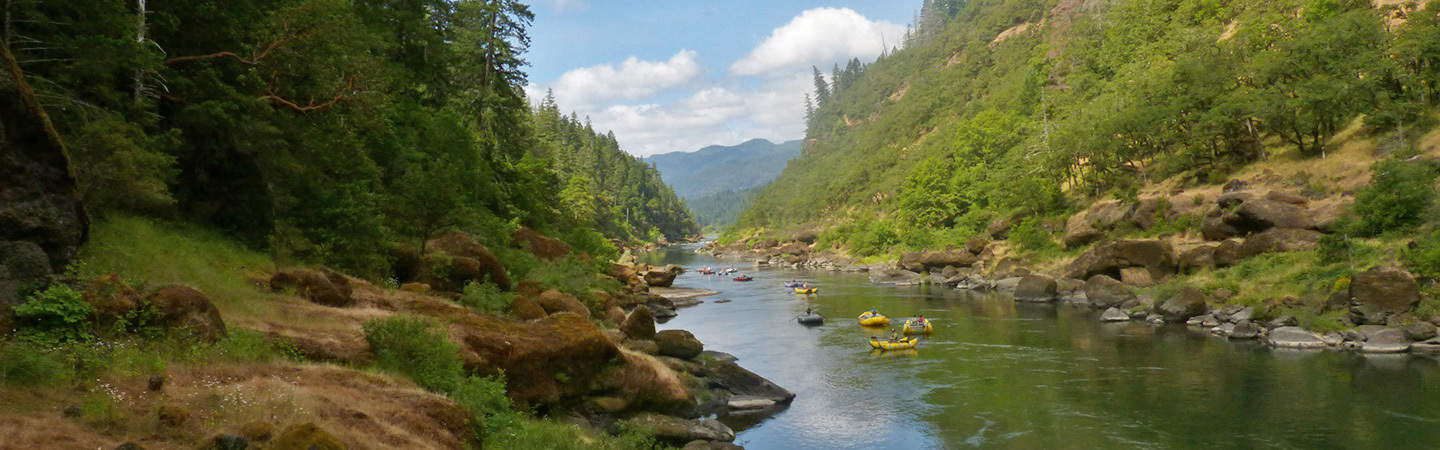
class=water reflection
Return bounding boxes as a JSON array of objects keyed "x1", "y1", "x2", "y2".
[{"x1": 644, "y1": 244, "x2": 1440, "y2": 449}]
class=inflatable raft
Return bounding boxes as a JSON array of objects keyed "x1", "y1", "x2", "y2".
[
  {"x1": 868, "y1": 336, "x2": 918, "y2": 351},
  {"x1": 857, "y1": 312, "x2": 890, "y2": 327},
  {"x1": 733, "y1": 276, "x2": 753, "y2": 282},
  {"x1": 902, "y1": 319, "x2": 933, "y2": 335},
  {"x1": 796, "y1": 313, "x2": 824, "y2": 325},
  {"x1": 794, "y1": 287, "x2": 819, "y2": 294}
]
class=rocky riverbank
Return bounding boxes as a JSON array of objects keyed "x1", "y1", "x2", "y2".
[{"x1": 700, "y1": 182, "x2": 1440, "y2": 357}]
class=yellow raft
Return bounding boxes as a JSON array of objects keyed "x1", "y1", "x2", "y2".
[
  {"x1": 857, "y1": 312, "x2": 890, "y2": 327},
  {"x1": 794, "y1": 287, "x2": 819, "y2": 294},
  {"x1": 902, "y1": 319, "x2": 933, "y2": 335},
  {"x1": 868, "y1": 336, "x2": 918, "y2": 351}
]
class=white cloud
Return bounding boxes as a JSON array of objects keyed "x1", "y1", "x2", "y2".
[
  {"x1": 538, "y1": 0, "x2": 589, "y2": 13},
  {"x1": 585, "y1": 73, "x2": 813, "y2": 156},
  {"x1": 541, "y1": 50, "x2": 702, "y2": 110},
  {"x1": 730, "y1": 8, "x2": 903, "y2": 76}
]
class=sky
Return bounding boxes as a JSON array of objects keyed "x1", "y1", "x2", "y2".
[{"x1": 523, "y1": 1, "x2": 913, "y2": 157}]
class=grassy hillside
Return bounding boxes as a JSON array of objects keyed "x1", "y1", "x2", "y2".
[{"x1": 727, "y1": 0, "x2": 1440, "y2": 254}]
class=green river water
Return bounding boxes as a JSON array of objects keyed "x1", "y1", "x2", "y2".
[{"x1": 643, "y1": 244, "x2": 1440, "y2": 449}]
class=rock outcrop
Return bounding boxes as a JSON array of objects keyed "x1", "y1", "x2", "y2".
[
  {"x1": 149, "y1": 285, "x2": 227, "y2": 343},
  {"x1": 270, "y1": 268, "x2": 355, "y2": 307},
  {"x1": 535, "y1": 289, "x2": 590, "y2": 317},
  {"x1": 1066, "y1": 240, "x2": 1175, "y2": 284},
  {"x1": 1013, "y1": 275, "x2": 1057, "y2": 302},
  {"x1": 512, "y1": 227, "x2": 571, "y2": 260},
  {"x1": 445, "y1": 312, "x2": 619, "y2": 407},
  {"x1": 422, "y1": 231, "x2": 512, "y2": 291},
  {"x1": 1349, "y1": 266, "x2": 1420, "y2": 325},
  {"x1": 0, "y1": 43, "x2": 88, "y2": 307},
  {"x1": 655, "y1": 329, "x2": 703, "y2": 359},
  {"x1": 1156, "y1": 287, "x2": 1207, "y2": 323},
  {"x1": 1084, "y1": 275, "x2": 1136, "y2": 309},
  {"x1": 898, "y1": 249, "x2": 977, "y2": 272}
]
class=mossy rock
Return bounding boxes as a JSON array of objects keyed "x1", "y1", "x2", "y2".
[
  {"x1": 238, "y1": 421, "x2": 274, "y2": 442},
  {"x1": 271, "y1": 422, "x2": 345, "y2": 450}
]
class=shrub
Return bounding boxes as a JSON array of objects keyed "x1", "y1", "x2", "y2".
[
  {"x1": 1010, "y1": 217, "x2": 1058, "y2": 254},
  {"x1": 13, "y1": 284, "x2": 93, "y2": 344},
  {"x1": 0, "y1": 342, "x2": 71, "y2": 386},
  {"x1": 458, "y1": 282, "x2": 514, "y2": 315},
  {"x1": 1348, "y1": 159, "x2": 1438, "y2": 236},
  {"x1": 1405, "y1": 230, "x2": 1440, "y2": 280},
  {"x1": 362, "y1": 316, "x2": 464, "y2": 393},
  {"x1": 451, "y1": 374, "x2": 518, "y2": 443}
]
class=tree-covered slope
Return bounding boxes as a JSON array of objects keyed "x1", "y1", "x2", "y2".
[
  {"x1": 729, "y1": 0, "x2": 1440, "y2": 255},
  {"x1": 6, "y1": 0, "x2": 696, "y2": 277},
  {"x1": 645, "y1": 138, "x2": 802, "y2": 200}
]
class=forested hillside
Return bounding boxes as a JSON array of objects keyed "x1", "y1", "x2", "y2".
[
  {"x1": 645, "y1": 138, "x2": 802, "y2": 228},
  {"x1": 729, "y1": 0, "x2": 1440, "y2": 256},
  {"x1": 11, "y1": 0, "x2": 695, "y2": 278}
]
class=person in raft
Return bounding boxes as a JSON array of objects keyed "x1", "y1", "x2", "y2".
[{"x1": 913, "y1": 314, "x2": 926, "y2": 325}]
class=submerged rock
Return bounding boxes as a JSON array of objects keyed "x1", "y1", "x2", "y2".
[
  {"x1": 1361, "y1": 328, "x2": 1411, "y2": 353},
  {"x1": 1084, "y1": 275, "x2": 1136, "y2": 309},
  {"x1": 1157, "y1": 287, "x2": 1207, "y2": 323}
]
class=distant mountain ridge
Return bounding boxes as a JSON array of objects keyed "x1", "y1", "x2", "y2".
[
  {"x1": 644, "y1": 138, "x2": 802, "y2": 226},
  {"x1": 645, "y1": 138, "x2": 802, "y2": 200}
]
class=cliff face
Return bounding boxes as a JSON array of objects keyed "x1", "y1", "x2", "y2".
[{"x1": 0, "y1": 41, "x2": 88, "y2": 306}]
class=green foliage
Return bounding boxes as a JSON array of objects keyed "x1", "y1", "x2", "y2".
[
  {"x1": 1294, "y1": 309, "x2": 1348, "y2": 333},
  {"x1": 13, "y1": 284, "x2": 93, "y2": 344},
  {"x1": 0, "y1": 342, "x2": 71, "y2": 387},
  {"x1": 1405, "y1": 230, "x2": 1440, "y2": 280},
  {"x1": 362, "y1": 316, "x2": 465, "y2": 393},
  {"x1": 451, "y1": 374, "x2": 519, "y2": 444},
  {"x1": 1010, "y1": 217, "x2": 1058, "y2": 255},
  {"x1": 458, "y1": 282, "x2": 514, "y2": 315},
  {"x1": 1348, "y1": 159, "x2": 1439, "y2": 236}
]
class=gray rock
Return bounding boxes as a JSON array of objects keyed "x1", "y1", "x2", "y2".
[
  {"x1": 1157, "y1": 287, "x2": 1208, "y2": 323},
  {"x1": 1266, "y1": 315, "x2": 1298, "y2": 328},
  {"x1": 628, "y1": 413, "x2": 735, "y2": 443},
  {"x1": 1232, "y1": 307, "x2": 1255, "y2": 323},
  {"x1": 682, "y1": 440, "x2": 745, "y2": 450},
  {"x1": 1014, "y1": 275, "x2": 1058, "y2": 302},
  {"x1": 1186, "y1": 314, "x2": 1212, "y2": 327},
  {"x1": 1350, "y1": 266, "x2": 1421, "y2": 325},
  {"x1": 1361, "y1": 328, "x2": 1411, "y2": 353},
  {"x1": 870, "y1": 268, "x2": 924, "y2": 285},
  {"x1": 656, "y1": 329, "x2": 704, "y2": 359},
  {"x1": 1267, "y1": 328, "x2": 1330, "y2": 350},
  {"x1": 1100, "y1": 307, "x2": 1130, "y2": 322},
  {"x1": 994, "y1": 277, "x2": 1023, "y2": 295},
  {"x1": 1321, "y1": 332, "x2": 1344, "y2": 347},
  {"x1": 1228, "y1": 320, "x2": 1262, "y2": 340},
  {"x1": 1084, "y1": 275, "x2": 1136, "y2": 309},
  {"x1": 1145, "y1": 314, "x2": 1165, "y2": 325},
  {"x1": 1402, "y1": 321, "x2": 1438, "y2": 341},
  {"x1": 1411, "y1": 338, "x2": 1440, "y2": 353}
]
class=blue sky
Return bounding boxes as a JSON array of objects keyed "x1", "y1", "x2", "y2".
[{"x1": 524, "y1": 1, "x2": 914, "y2": 156}]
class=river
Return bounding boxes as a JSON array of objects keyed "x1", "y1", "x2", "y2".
[{"x1": 641, "y1": 243, "x2": 1440, "y2": 449}]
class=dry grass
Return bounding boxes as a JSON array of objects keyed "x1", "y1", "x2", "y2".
[{"x1": 0, "y1": 363, "x2": 472, "y2": 450}]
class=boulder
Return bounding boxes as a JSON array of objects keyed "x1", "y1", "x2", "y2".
[
  {"x1": 1350, "y1": 266, "x2": 1420, "y2": 325},
  {"x1": 424, "y1": 231, "x2": 511, "y2": 290},
  {"x1": 609, "y1": 264, "x2": 646, "y2": 292},
  {"x1": 790, "y1": 229, "x2": 821, "y2": 244},
  {"x1": 512, "y1": 227, "x2": 571, "y2": 260},
  {"x1": 1157, "y1": 287, "x2": 1207, "y2": 323},
  {"x1": 899, "y1": 249, "x2": 977, "y2": 272},
  {"x1": 270, "y1": 268, "x2": 354, "y2": 307},
  {"x1": 870, "y1": 268, "x2": 924, "y2": 285},
  {"x1": 1361, "y1": 328, "x2": 1411, "y2": 353},
  {"x1": 1177, "y1": 245, "x2": 1215, "y2": 273},
  {"x1": 1119, "y1": 267, "x2": 1154, "y2": 287},
  {"x1": 1238, "y1": 228, "x2": 1323, "y2": 259},
  {"x1": 448, "y1": 312, "x2": 619, "y2": 408},
  {"x1": 1228, "y1": 198, "x2": 1311, "y2": 233},
  {"x1": 987, "y1": 216, "x2": 1015, "y2": 239},
  {"x1": 988, "y1": 257, "x2": 1030, "y2": 279},
  {"x1": 621, "y1": 305, "x2": 657, "y2": 340},
  {"x1": 536, "y1": 290, "x2": 590, "y2": 317},
  {"x1": 1127, "y1": 198, "x2": 1172, "y2": 230},
  {"x1": 1063, "y1": 200, "x2": 1127, "y2": 248},
  {"x1": 206, "y1": 435, "x2": 248, "y2": 450},
  {"x1": 1013, "y1": 275, "x2": 1058, "y2": 303},
  {"x1": 1202, "y1": 210, "x2": 1240, "y2": 241},
  {"x1": 777, "y1": 242, "x2": 809, "y2": 256},
  {"x1": 1266, "y1": 315, "x2": 1298, "y2": 328},
  {"x1": 1084, "y1": 275, "x2": 1136, "y2": 309},
  {"x1": 1065, "y1": 240, "x2": 1175, "y2": 282},
  {"x1": 271, "y1": 423, "x2": 344, "y2": 450},
  {"x1": 82, "y1": 274, "x2": 143, "y2": 328},
  {"x1": 1100, "y1": 307, "x2": 1130, "y2": 322},
  {"x1": 148, "y1": 285, "x2": 226, "y2": 342},
  {"x1": 0, "y1": 43, "x2": 88, "y2": 307},
  {"x1": 1266, "y1": 327, "x2": 1328, "y2": 349},
  {"x1": 628, "y1": 413, "x2": 735, "y2": 444},
  {"x1": 605, "y1": 306, "x2": 628, "y2": 325},
  {"x1": 655, "y1": 329, "x2": 703, "y2": 359},
  {"x1": 592, "y1": 350, "x2": 694, "y2": 414},
  {"x1": 1212, "y1": 240, "x2": 1244, "y2": 268},
  {"x1": 682, "y1": 441, "x2": 745, "y2": 450},
  {"x1": 510, "y1": 296, "x2": 547, "y2": 320},
  {"x1": 642, "y1": 267, "x2": 679, "y2": 288},
  {"x1": 1228, "y1": 320, "x2": 1261, "y2": 339},
  {"x1": 157, "y1": 404, "x2": 189, "y2": 427},
  {"x1": 965, "y1": 236, "x2": 988, "y2": 254},
  {"x1": 1403, "y1": 322, "x2": 1438, "y2": 341}
]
